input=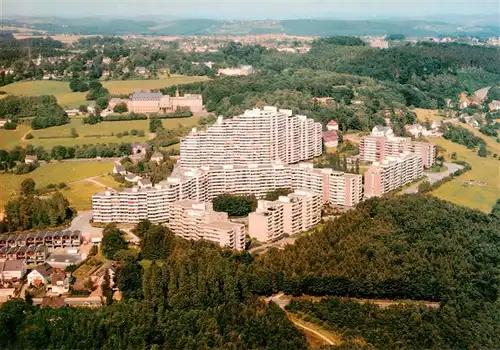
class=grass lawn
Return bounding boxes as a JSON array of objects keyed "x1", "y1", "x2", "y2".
[
  {"x1": 0, "y1": 75, "x2": 208, "y2": 108},
  {"x1": 102, "y1": 75, "x2": 208, "y2": 94},
  {"x1": 21, "y1": 116, "x2": 202, "y2": 149},
  {"x1": 429, "y1": 137, "x2": 499, "y2": 213},
  {"x1": 425, "y1": 164, "x2": 448, "y2": 173},
  {"x1": 95, "y1": 175, "x2": 122, "y2": 190},
  {"x1": 1, "y1": 81, "x2": 87, "y2": 108},
  {"x1": 413, "y1": 108, "x2": 444, "y2": 123},
  {"x1": 61, "y1": 181, "x2": 104, "y2": 211},
  {"x1": 0, "y1": 160, "x2": 114, "y2": 211},
  {"x1": 0, "y1": 124, "x2": 31, "y2": 149}
]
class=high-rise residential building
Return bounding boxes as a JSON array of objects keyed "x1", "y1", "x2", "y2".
[
  {"x1": 180, "y1": 107, "x2": 322, "y2": 168},
  {"x1": 92, "y1": 162, "x2": 362, "y2": 224},
  {"x1": 359, "y1": 126, "x2": 436, "y2": 167},
  {"x1": 364, "y1": 152, "x2": 423, "y2": 198},
  {"x1": 248, "y1": 189, "x2": 322, "y2": 242},
  {"x1": 168, "y1": 200, "x2": 245, "y2": 250}
]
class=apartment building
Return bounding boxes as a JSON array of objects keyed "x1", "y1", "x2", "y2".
[
  {"x1": 364, "y1": 152, "x2": 423, "y2": 197},
  {"x1": 168, "y1": 200, "x2": 245, "y2": 250},
  {"x1": 180, "y1": 107, "x2": 322, "y2": 168},
  {"x1": 217, "y1": 65, "x2": 254, "y2": 76},
  {"x1": 248, "y1": 189, "x2": 322, "y2": 242},
  {"x1": 92, "y1": 162, "x2": 362, "y2": 224},
  {"x1": 359, "y1": 126, "x2": 436, "y2": 167}
]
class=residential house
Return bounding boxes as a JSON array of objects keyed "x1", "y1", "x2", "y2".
[
  {"x1": 124, "y1": 174, "x2": 142, "y2": 183},
  {"x1": 50, "y1": 270, "x2": 69, "y2": 294},
  {"x1": 323, "y1": 130, "x2": 339, "y2": 148},
  {"x1": 488, "y1": 100, "x2": 500, "y2": 112},
  {"x1": 112, "y1": 165, "x2": 127, "y2": 175},
  {"x1": 1, "y1": 259, "x2": 27, "y2": 283},
  {"x1": 326, "y1": 120, "x2": 339, "y2": 131},
  {"x1": 24, "y1": 155, "x2": 38, "y2": 164},
  {"x1": 138, "y1": 178, "x2": 152, "y2": 189},
  {"x1": 150, "y1": 151, "x2": 164, "y2": 164},
  {"x1": 102, "y1": 57, "x2": 112, "y2": 65},
  {"x1": 101, "y1": 70, "x2": 110, "y2": 78},
  {"x1": 135, "y1": 66, "x2": 149, "y2": 75},
  {"x1": 27, "y1": 263, "x2": 53, "y2": 286}
]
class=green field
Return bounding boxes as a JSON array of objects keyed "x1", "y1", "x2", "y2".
[
  {"x1": 95, "y1": 175, "x2": 122, "y2": 190},
  {"x1": 0, "y1": 75, "x2": 208, "y2": 108},
  {"x1": 1, "y1": 116, "x2": 202, "y2": 150},
  {"x1": 0, "y1": 160, "x2": 114, "y2": 211},
  {"x1": 429, "y1": 137, "x2": 499, "y2": 213},
  {"x1": 61, "y1": 181, "x2": 105, "y2": 211}
]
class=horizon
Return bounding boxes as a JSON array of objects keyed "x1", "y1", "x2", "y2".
[{"x1": 3, "y1": 0, "x2": 499, "y2": 21}]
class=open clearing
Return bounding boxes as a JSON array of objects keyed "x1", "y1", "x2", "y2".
[
  {"x1": 413, "y1": 108, "x2": 445, "y2": 122},
  {"x1": 428, "y1": 137, "x2": 499, "y2": 213},
  {"x1": 0, "y1": 75, "x2": 208, "y2": 108},
  {"x1": 0, "y1": 160, "x2": 114, "y2": 211},
  {"x1": 61, "y1": 181, "x2": 105, "y2": 211},
  {"x1": 1, "y1": 116, "x2": 202, "y2": 149}
]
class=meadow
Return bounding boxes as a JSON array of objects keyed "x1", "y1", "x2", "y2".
[
  {"x1": 0, "y1": 75, "x2": 208, "y2": 108},
  {"x1": 0, "y1": 160, "x2": 114, "y2": 212},
  {"x1": 429, "y1": 137, "x2": 499, "y2": 213},
  {"x1": 0, "y1": 115, "x2": 202, "y2": 149},
  {"x1": 413, "y1": 108, "x2": 444, "y2": 123}
]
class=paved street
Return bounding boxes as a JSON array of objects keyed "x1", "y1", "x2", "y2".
[
  {"x1": 68, "y1": 211, "x2": 103, "y2": 237},
  {"x1": 401, "y1": 162, "x2": 464, "y2": 194}
]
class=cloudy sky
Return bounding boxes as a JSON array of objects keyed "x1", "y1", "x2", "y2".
[{"x1": 3, "y1": 0, "x2": 499, "y2": 19}]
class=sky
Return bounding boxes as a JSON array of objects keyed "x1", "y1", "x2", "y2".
[{"x1": 2, "y1": 0, "x2": 499, "y2": 20}]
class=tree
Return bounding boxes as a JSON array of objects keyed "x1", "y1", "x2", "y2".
[
  {"x1": 264, "y1": 188, "x2": 293, "y2": 201},
  {"x1": 78, "y1": 105, "x2": 88, "y2": 113},
  {"x1": 418, "y1": 180, "x2": 432, "y2": 193},
  {"x1": 20, "y1": 178, "x2": 35, "y2": 196},
  {"x1": 149, "y1": 118, "x2": 163, "y2": 132},
  {"x1": 113, "y1": 102, "x2": 128, "y2": 113},
  {"x1": 96, "y1": 96, "x2": 110, "y2": 110},
  {"x1": 101, "y1": 224, "x2": 128, "y2": 260},
  {"x1": 70, "y1": 128, "x2": 79, "y2": 138},
  {"x1": 491, "y1": 199, "x2": 500, "y2": 219},
  {"x1": 213, "y1": 193, "x2": 257, "y2": 217},
  {"x1": 477, "y1": 144, "x2": 487, "y2": 158},
  {"x1": 101, "y1": 270, "x2": 113, "y2": 305}
]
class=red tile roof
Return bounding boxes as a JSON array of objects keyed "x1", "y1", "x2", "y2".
[{"x1": 323, "y1": 130, "x2": 338, "y2": 142}]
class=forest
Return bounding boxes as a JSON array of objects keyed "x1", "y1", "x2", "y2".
[
  {"x1": 2, "y1": 180, "x2": 75, "y2": 232},
  {"x1": 1, "y1": 195, "x2": 499, "y2": 348},
  {"x1": 0, "y1": 95, "x2": 69, "y2": 129},
  {"x1": 287, "y1": 297, "x2": 500, "y2": 349}
]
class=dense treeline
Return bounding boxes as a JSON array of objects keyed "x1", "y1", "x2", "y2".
[
  {"x1": 254, "y1": 195, "x2": 500, "y2": 302},
  {"x1": 213, "y1": 193, "x2": 258, "y2": 217},
  {"x1": 442, "y1": 123, "x2": 486, "y2": 149},
  {"x1": 0, "y1": 95, "x2": 69, "y2": 129},
  {"x1": 1, "y1": 195, "x2": 499, "y2": 348},
  {"x1": 2, "y1": 180, "x2": 75, "y2": 232},
  {"x1": 287, "y1": 297, "x2": 500, "y2": 349}
]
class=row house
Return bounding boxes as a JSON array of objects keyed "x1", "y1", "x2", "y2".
[
  {"x1": 0, "y1": 231, "x2": 81, "y2": 249},
  {"x1": 0, "y1": 245, "x2": 49, "y2": 264}
]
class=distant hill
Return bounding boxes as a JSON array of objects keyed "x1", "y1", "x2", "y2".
[{"x1": 2, "y1": 17, "x2": 499, "y2": 37}]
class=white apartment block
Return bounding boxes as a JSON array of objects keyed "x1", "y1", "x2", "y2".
[
  {"x1": 364, "y1": 152, "x2": 423, "y2": 198},
  {"x1": 92, "y1": 162, "x2": 362, "y2": 224},
  {"x1": 180, "y1": 107, "x2": 322, "y2": 168},
  {"x1": 359, "y1": 126, "x2": 436, "y2": 168},
  {"x1": 248, "y1": 189, "x2": 322, "y2": 242},
  {"x1": 168, "y1": 200, "x2": 245, "y2": 250}
]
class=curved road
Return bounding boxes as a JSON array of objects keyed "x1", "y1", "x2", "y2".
[{"x1": 401, "y1": 162, "x2": 464, "y2": 194}]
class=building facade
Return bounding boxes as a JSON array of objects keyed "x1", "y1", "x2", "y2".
[
  {"x1": 364, "y1": 152, "x2": 424, "y2": 197},
  {"x1": 168, "y1": 200, "x2": 245, "y2": 250},
  {"x1": 248, "y1": 189, "x2": 322, "y2": 242},
  {"x1": 92, "y1": 162, "x2": 362, "y2": 224},
  {"x1": 359, "y1": 126, "x2": 436, "y2": 168},
  {"x1": 107, "y1": 90, "x2": 203, "y2": 114},
  {"x1": 180, "y1": 107, "x2": 323, "y2": 168}
]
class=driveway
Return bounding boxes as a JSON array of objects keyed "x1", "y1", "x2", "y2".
[
  {"x1": 68, "y1": 211, "x2": 103, "y2": 238},
  {"x1": 401, "y1": 162, "x2": 464, "y2": 194}
]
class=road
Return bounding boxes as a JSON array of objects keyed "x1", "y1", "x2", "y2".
[
  {"x1": 268, "y1": 293, "x2": 335, "y2": 346},
  {"x1": 68, "y1": 211, "x2": 103, "y2": 237},
  {"x1": 401, "y1": 162, "x2": 464, "y2": 194}
]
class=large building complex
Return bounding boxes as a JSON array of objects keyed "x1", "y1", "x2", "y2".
[
  {"x1": 168, "y1": 200, "x2": 245, "y2": 250},
  {"x1": 107, "y1": 90, "x2": 203, "y2": 114},
  {"x1": 249, "y1": 189, "x2": 322, "y2": 242},
  {"x1": 364, "y1": 152, "x2": 423, "y2": 197},
  {"x1": 92, "y1": 162, "x2": 363, "y2": 224},
  {"x1": 359, "y1": 126, "x2": 436, "y2": 168},
  {"x1": 180, "y1": 107, "x2": 323, "y2": 168}
]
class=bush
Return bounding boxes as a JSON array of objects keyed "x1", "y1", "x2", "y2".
[
  {"x1": 213, "y1": 193, "x2": 257, "y2": 217},
  {"x1": 25, "y1": 132, "x2": 34, "y2": 139}
]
